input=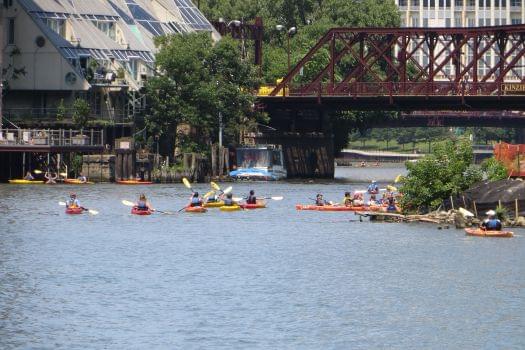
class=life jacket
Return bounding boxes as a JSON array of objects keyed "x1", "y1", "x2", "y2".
[
  {"x1": 343, "y1": 197, "x2": 352, "y2": 206},
  {"x1": 224, "y1": 198, "x2": 234, "y2": 206},
  {"x1": 367, "y1": 184, "x2": 378, "y2": 194},
  {"x1": 315, "y1": 199, "x2": 325, "y2": 206},
  {"x1": 486, "y1": 218, "x2": 502, "y2": 230},
  {"x1": 190, "y1": 197, "x2": 202, "y2": 207},
  {"x1": 137, "y1": 200, "x2": 148, "y2": 210},
  {"x1": 247, "y1": 195, "x2": 257, "y2": 204}
]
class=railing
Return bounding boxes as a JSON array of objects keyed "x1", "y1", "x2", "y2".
[
  {"x1": 2, "y1": 108, "x2": 134, "y2": 124},
  {"x1": 0, "y1": 128, "x2": 104, "y2": 147}
]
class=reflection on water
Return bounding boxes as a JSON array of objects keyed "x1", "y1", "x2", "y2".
[{"x1": 0, "y1": 179, "x2": 523, "y2": 349}]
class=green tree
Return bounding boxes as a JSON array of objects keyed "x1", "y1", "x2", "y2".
[
  {"x1": 56, "y1": 99, "x2": 66, "y2": 122},
  {"x1": 400, "y1": 138, "x2": 482, "y2": 212},
  {"x1": 145, "y1": 33, "x2": 261, "y2": 156},
  {"x1": 72, "y1": 98, "x2": 90, "y2": 129}
]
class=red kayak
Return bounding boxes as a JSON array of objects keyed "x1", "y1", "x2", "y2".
[
  {"x1": 185, "y1": 206, "x2": 207, "y2": 213},
  {"x1": 131, "y1": 207, "x2": 152, "y2": 215},
  {"x1": 65, "y1": 207, "x2": 84, "y2": 215},
  {"x1": 240, "y1": 202, "x2": 267, "y2": 210}
]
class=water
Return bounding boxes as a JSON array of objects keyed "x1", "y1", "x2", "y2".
[{"x1": 1, "y1": 169, "x2": 524, "y2": 349}]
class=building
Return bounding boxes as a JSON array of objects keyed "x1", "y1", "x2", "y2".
[
  {"x1": 1, "y1": 0, "x2": 218, "y2": 127},
  {"x1": 395, "y1": 0, "x2": 525, "y2": 81}
]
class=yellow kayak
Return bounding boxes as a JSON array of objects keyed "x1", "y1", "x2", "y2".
[
  {"x1": 219, "y1": 205, "x2": 241, "y2": 212},
  {"x1": 9, "y1": 179, "x2": 45, "y2": 184},
  {"x1": 203, "y1": 201, "x2": 225, "y2": 208}
]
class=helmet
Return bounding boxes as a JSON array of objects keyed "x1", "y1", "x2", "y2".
[
  {"x1": 194, "y1": 192, "x2": 199, "y2": 197},
  {"x1": 250, "y1": 190, "x2": 254, "y2": 195},
  {"x1": 486, "y1": 210, "x2": 496, "y2": 216},
  {"x1": 70, "y1": 192, "x2": 76, "y2": 197}
]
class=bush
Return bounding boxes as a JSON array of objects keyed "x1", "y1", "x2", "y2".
[
  {"x1": 72, "y1": 98, "x2": 90, "y2": 129},
  {"x1": 481, "y1": 157, "x2": 508, "y2": 181}
]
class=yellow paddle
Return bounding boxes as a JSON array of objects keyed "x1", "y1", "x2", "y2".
[
  {"x1": 394, "y1": 174, "x2": 403, "y2": 183},
  {"x1": 34, "y1": 170, "x2": 43, "y2": 174},
  {"x1": 203, "y1": 190, "x2": 215, "y2": 199},
  {"x1": 210, "y1": 181, "x2": 221, "y2": 191}
]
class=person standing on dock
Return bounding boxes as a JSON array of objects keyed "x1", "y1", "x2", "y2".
[{"x1": 45, "y1": 171, "x2": 57, "y2": 184}]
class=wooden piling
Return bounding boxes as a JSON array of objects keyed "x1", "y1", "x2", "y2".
[
  {"x1": 473, "y1": 201, "x2": 478, "y2": 217},
  {"x1": 450, "y1": 196, "x2": 454, "y2": 210},
  {"x1": 515, "y1": 198, "x2": 519, "y2": 219}
]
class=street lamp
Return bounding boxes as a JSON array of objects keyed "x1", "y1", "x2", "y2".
[{"x1": 276, "y1": 25, "x2": 297, "y2": 72}]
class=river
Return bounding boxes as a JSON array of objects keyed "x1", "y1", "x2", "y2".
[{"x1": 1, "y1": 167, "x2": 524, "y2": 349}]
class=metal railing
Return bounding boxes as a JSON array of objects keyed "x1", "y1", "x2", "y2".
[
  {"x1": 0, "y1": 128, "x2": 104, "y2": 147},
  {"x1": 2, "y1": 108, "x2": 135, "y2": 124}
]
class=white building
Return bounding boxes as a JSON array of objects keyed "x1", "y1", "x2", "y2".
[
  {"x1": 1, "y1": 0, "x2": 218, "y2": 125},
  {"x1": 395, "y1": 0, "x2": 525, "y2": 82}
]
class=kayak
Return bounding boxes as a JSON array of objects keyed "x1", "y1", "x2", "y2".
[
  {"x1": 65, "y1": 207, "x2": 84, "y2": 215},
  {"x1": 219, "y1": 205, "x2": 241, "y2": 212},
  {"x1": 64, "y1": 179, "x2": 94, "y2": 185},
  {"x1": 296, "y1": 204, "x2": 386, "y2": 212},
  {"x1": 203, "y1": 201, "x2": 225, "y2": 208},
  {"x1": 240, "y1": 202, "x2": 267, "y2": 210},
  {"x1": 465, "y1": 228, "x2": 514, "y2": 238},
  {"x1": 131, "y1": 207, "x2": 152, "y2": 215},
  {"x1": 8, "y1": 179, "x2": 44, "y2": 184},
  {"x1": 117, "y1": 180, "x2": 153, "y2": 185},
  {"x1": 185, "y1": 206, "x2": 207, "y2": 213}
]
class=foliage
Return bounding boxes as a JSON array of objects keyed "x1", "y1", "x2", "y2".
[
  {"x1": 400, "y1": 138, "x2": 482, "y2": 212},
  {"x1": 2, "y1": 46, "x2": 27, "y2": 95},
  {"x1": 495, "y1": 204, "x2": 508, "y2": 221},
  {"x1": 145, "y1": 33, "x2": 261, "y2": 156},
  {"x1": 71, "y1": 154, "x2": 83, "y2": 176},
  {"x1": 56, "y1": 99, "x2": 66, "y2": 122},
  {"x1": 481, "y1": 157, "x2": 508, "y2": 181},
  {"x1": 72, "y1": 98, "x2": 90, "y2": 129}
]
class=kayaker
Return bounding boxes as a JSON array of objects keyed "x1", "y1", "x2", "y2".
[
  {"x1": 77, "y1": 172, "x2": 87, "y2": 183},
  {"x1": 135, "y1": 194, "x2": 154, "y2": 212},
  {"x1": 246, "y1": 190, "x2": 257, "y2": 204},
  {"x1": 368, "y1": 194, "x2": 378, "y2": 206},
  {"x1": 352, "y1": 192, "x2": 364, "y2": 206},
  {"x1": 206, "y1": 192, "x2": 219, "y2": 203},
  {"x1": 481, "y1": 210, "x2": 502, "y2": 231},
  {"x1": 223, "y1": 193, "x2": 236, "y2": 206},
  {"x1": 66, "y1": 193, "x2": 81, "y2": 208},
  {"x1": 315, "y1": 194, "x2": 328, "y2": 206},
  {"x1": 343, "y1": 192, "x2": 353, "y2": 206},
  {"x1": 367, "y1": 181, "x2": 379, "y2": 194},
  {"x1": 189, "y1": 192, "x2": 203, "y2": 207},
  {"x1": 24, "y1": 171, "x2": 34, "y2": 180},
  {"x1": 386, "y1": 195, "x2": 397, "y2": 212},
  {"x1": 45, "y1": 171, "x2": 57, "y2": 184}
]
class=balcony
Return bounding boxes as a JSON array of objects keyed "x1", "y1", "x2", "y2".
[
  {"x1": 0, "y1": 128, "x2": 105, "y2": 151},
  {"x1": 2, "y1": 107, "x2": 135, "y2": 126}
]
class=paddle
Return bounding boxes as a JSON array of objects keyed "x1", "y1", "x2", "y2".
[
  {"x1": 394, "y1": 174, "x2": 403, "y2": 183},
  {"x1": 34, "y1": 169, "x2": 43, "y2": 174},
  {"x1": 58, "y1": 201, "x2": 98, "y2": 215},
  {"x1": 210, "y1": 181, "x2": 221, "y2": 191},
  {"x1": 233, "y1": 195, "x2": 284, "y2": 202}
]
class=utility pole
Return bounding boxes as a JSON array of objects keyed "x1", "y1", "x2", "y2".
[{"x1": 218, "y1": 111, "x2": 223, "y2": 148}]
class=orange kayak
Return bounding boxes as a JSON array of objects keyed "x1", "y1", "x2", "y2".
[
  {"x1": 185, "y1": 206, "x2": 207, "y2": 213},
  {"x1": 240, "y1": 202, "x2": 267, "y2": 209},
  {"x1": 66, "y1": 207, "x2": 84, "y2": 214},
  {"x1": 131, "y1": 207, "x2": 152, "y2": 215},
  {"x1": 465, "y1": 228, "x2": 513, "y2": 238},
  {"x1": 117, "y1": 180, "x2": 153, "y2": 185}
]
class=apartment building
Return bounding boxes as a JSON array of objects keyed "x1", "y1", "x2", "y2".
[
  {"x1": 395, "y1": 0, "x2": 525, "y2": 81},
  {"x1": 1, "y1": 0, "x2": 218, "y2": 125}
]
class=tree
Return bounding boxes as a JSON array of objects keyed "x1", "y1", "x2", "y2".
[
  {"x1": 56, "y1": 99, "x2": 66, "y2": 122},
  {"x1": 400, "y1": 138, "x2": 482, "y2": 212},
  {"x1": 72, "y1": 98, "x2": 90, "y2": 129},
  {"x1": 145, "y1": 33, "x2": 261, "y2": 156}
]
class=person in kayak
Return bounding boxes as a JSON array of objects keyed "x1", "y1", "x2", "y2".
[
  {"x1": 206, "y1": 192, "x2": 220, "y2": 203},
  {"x1": 367, "y1": 181, "x2": 379, "y2": 194},
  {"x1": 135, "y1": 194, "x2": 154, "y2": 212},
  {"x1": 315, "y1": 194, "x2": 328, "y2": 206},
  {"x1": 247, "y1": 190, "x2": 257, "y2": 204},
  {"x1": 77, "y1": 172, "x2": 87, "y2": 183},
  {"x1": 24, "y1": 171, "x2": 34, "y2": 180},
  {"x1": 352, "y1": 192, "x2": 364, "y2": 206},
  {"x1": 189, "y1": 192, "x2": 203, "y2": 207},
  {"x1": 66, "y1": 193, "x2": 81, "y2": 209},
  {"x1": 223, "y1": 193, "x2": 236, "y2": 206},
  {"x1": 386, "y1": 194, "x2": 397, "y2": 212},
  {"x1": 481, "y1": 210, "x2": 502, "y2": 231},
  {"x1": 44, "y1": 171, "x2": 57, "y2": 184},
  {"x1": 368, "y1": 194, "x2": 378, "y2": 206},
  {"x1": 343, "y1": 192, "x2": 353, "y2": 206}
]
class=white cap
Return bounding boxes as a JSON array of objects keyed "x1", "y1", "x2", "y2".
[{"x1": 486, "y1": 210, "x2": 496, "y2": 216}]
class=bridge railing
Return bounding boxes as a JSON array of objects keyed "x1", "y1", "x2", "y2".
[
  {"x1": 286, "y1": 81, "x2": 505, "y2": 97},
  {"x1": 0, "y1": 128, "x2": 104, "y2": 147}
]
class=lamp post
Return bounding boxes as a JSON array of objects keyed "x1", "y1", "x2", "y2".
[{"x1": 276, "y1": 25, "x2": 297, "y2": 72}]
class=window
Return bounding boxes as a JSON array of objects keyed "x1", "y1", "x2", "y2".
[
  {"x1": 399, "y1": 0, "x2": 407, "y2": 5},
  {"x1": 413, "y1": 0, "x2": 420, "y2": 5},
  {"x1": 46, "y1": 18, "x2": 66, "y2": 37},
  {"x1": 8, "y1": 18, "x2": 14, "y2": 44},
  {"x1": 411, "y1": 15, "x2": 420, "y2": 26},
  {"x1": 455, "y1": 15, "x2": 462, "y2": 26},
  {"x1": 510, "y1": 0, "x2": 521, "y2": 5},
  {"x1": 93, "y1": 21, "x2": 116, "y2": 41},
  {"x1": 455, "y1": 0, "x2": 463, "y2": 5},
  {"x1": 511, "y1": 18, "x2": 521, "y2": 24}
]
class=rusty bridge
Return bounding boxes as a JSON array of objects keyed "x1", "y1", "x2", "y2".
[{"x1": 259, "y1": 25, "x2": 525, "y2": 111}]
